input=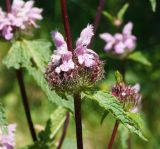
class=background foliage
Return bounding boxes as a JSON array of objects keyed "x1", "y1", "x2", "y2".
[{"x1": 0, "y1": 0, "x2": 160, "y2": 148}]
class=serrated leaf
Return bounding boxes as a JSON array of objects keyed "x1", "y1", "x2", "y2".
[
  {"x1": 149, "y1": 0, "x2": 157, "y2": 12},
  {"x1": 0, "y1": 103, "x2": 8, "y2": 133},
  {"x1": 3, "y1": 40, "x2": 74, "y2": 111},
  {"x1": 3, "y1": 41, "x2": 31, "y2": 69},
  {"x1": 128, "y1": 51, "x2": 152, "y2": 67},
  {"x1": 100, "y1": 110, "x2": 109, "y2": 125},
  {"x1": 3, "y1": 39, "x2": 51, "y2": 71},
  {"x1": 85, "y1": 91, "x2": 147, "y2": 141},
  {"x1": 117, "y1": 3, "x2": 129, "y2": 20},
  {"x1": 22, "y1": 40, "x2": 51, "y2": 72},
  {"x1": 39, "y1": 107, "x2": 67, "y2": 141}
]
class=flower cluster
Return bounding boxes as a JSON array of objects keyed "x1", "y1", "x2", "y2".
[
  {"x1": 112, "y1": 83, "x2": 141, "y2": 112},
  {"x1": 100, "y1": 22, "x2": 136, "y2": 58},
  {"x1": 0, "y1": 0, "x2": 43, "y2": 40},
  {"x1": 45, "y1": 24, "x2": 104, "y2": 94},
  {"x1": 0, "y1": 124, "x2": 16, "y2": 149}
]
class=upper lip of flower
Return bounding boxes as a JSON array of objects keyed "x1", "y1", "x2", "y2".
[{"x1": 50, "y1": 24, "x2": 100, "y2": 74}]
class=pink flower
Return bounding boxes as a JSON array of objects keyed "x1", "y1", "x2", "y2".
[
  {"x1": 75, "y1": 24, "x2": 97, "y2": 67},
  {"x1": 0, "y1": 124, "x2": 16, "y2": 149},
  {"x1": 0, "y1": 0, "x2": 43, "y2": 40},
  {"x1": 50, "y1": 31, "x2": 75, "y2": 74},
  {"x1": 45, "y1": 24, "x2": 104, "y2": 93},
  {"x1": 99, "y1": 22, "x2": 136, "y2": 58}
]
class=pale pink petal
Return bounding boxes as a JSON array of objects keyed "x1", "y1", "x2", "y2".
[
  {"x1": 99, "y1": 33, "x2": 114, "y2": 42},
  {"x1": 76, "y1": 24, "x2": 94, "y2": 47},
  {"x1": 123, "y1": 22, "x2": 133, "y2": 35},
  {"x1": 114, "y1": 42, "x2": 126, "y2": 54},
  {"x1": 51, "y1": 31, "x2": 67, "y2": 48}
]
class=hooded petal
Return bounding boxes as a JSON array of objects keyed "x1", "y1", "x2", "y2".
[
  {"x1": 123, "y1": 22, "x2": 133, "y2": 35},
  {"x1": 99, "y1": 33, "x2": 114, "y2": 42},
  {"x1": 51, "y1": 31, "x2": 67, "y2": 48},
  {"x1": 76, "y1": 24, "x2": 94, "y2": 47}
]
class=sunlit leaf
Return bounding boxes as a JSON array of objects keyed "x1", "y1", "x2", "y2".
[
  {"x1": 128, "y1": 51, "x2": 152, "y2": 67},
  {"x1": 85, "y1": 91, "x2": 147, "y2": 141},
  {"x1": 149, "y1": 0, "x2": 157, "y2": 12},
  {"x1": 100, "y1": 110, "x2": 109, "y2": 125},
  {"x1": 0, "y1": 103, "x2": 7, "y2": 133},
  {"x1": 117, "y1": 3, "x2": 129, "y2": 20},
  {"x1": 103, "y1": 11, "x2": 114, "y2": 22},
  {"x1": 39, "y1": 107, "x2": 67, "y2": 141},
  {"x1": 3, "y1": 40, "x2": 74, "y2": 111},
  {"x1": 62, "y1": 138, "x2": 77, "y2": 149}
]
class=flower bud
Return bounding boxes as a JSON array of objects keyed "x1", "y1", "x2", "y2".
[{"x1": 112, "y1": 82, "x2": 141, "y2": 111}]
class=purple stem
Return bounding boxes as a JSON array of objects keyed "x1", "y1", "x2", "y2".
[
  {"x1": 107, "y1": 120, "x2": 119, "y2": 149},
  {"x1": 59, "y1": 1, "x2": 83, "y2": 149},
  {"x1": 57, "y1": 112, "x2": 70, "y2": 149},
  {"x1": 60, "y1": 0, "x2": 73, "y2": 52},
  {"x1": 89, "y1": 0, "x2": 106, "y2": 47}
]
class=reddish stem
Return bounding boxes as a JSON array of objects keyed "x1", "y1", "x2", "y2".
[
  {"x1": 74, "y1": 93, "x2": 83, "y2": 149},
  {"x1": 57, "y1": 112, "x2": 70, "y2": 149},
  {"x1": 89, "y1": 0, "x2": 106, "y2": 47},
  {"x1": 107, "y1": 120, "x2": 119, "y2": 149},
  {"x1": 60, "y1": 0, "x2": 73, "y2": 52},
  {"x1": 59, "y1": 1, "x2": 83, "y2": 149},
  {"x1": 16, "y1": 69, "x2": 37, "y2": 141},
  {"x1": 5, "y1": 0, "x2": 11, "y2": 12}
]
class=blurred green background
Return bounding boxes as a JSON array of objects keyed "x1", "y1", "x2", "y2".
[{"x1": 0, "y1": 0, "x2": 160, "y2": 148}]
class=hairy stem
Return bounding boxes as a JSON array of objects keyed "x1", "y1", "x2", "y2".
[
  {"x1": 74, "y1": 93, "x2": 83, "y2": 149},
  {"x1": 16, "y1": 69, "x2": 37, "y2": 141},
  {"x1": 60, "y1": 0, "x2": 73, "y2": 52},
  {"x1": 60, "y1": 1, "x2": 83, "y2": 148},
  {"x1": 5, "y1": 0, "x2": 11, "y2": 12},
  {"x1": 107, "y1": 120, "x2": 119, "y2": 149},
  {"x1": 89, "y1": 0, "x2": 106, "y2": 47},
  {"x1": 57, "y1": 112, "x2": 70, "y2": 149},
  {"x1": 5, "y1": 0, "x2": 37, "y2": 142}
]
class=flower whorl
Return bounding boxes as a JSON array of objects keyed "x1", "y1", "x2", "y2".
[{"x1": 45, "y1": 25, "x2": 104, "y2": 94}]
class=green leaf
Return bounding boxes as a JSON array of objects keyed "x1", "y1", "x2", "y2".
[
  {"x1": 3, "y1": 41, "x2": 31, "y2": 69},
  {"x1": 119, "y1": 125, "x2": 129, "y2": 149},
  {"x1": 39, "y1": 107, "x2": 67, "y2": 141},
  {"x1": 3, "y1": 40, "x2": 74, "y2": 111},
  {"x1": 22, "y1": 40, "x2": 51, "y2": 72},
  {"x1": 85, "y1": 91, "x2": 147, "y2": 141},
  {"x1": 115, "y1": 71, "x2": 124, "y2": 83},
  {"x1": 62, "y1": 138, "x2": 77, "y2": 149},
  {"x1": 103, "y1": 11, "x2": 114, "y2": 22},
  {"x1": 128, "y1": 51, "x2": 152, "y2": 67},
  {"x1": 20, "y1": 108, "x2": 67, "y2": 149},
  {"x1": 0, "y1": 103, "x2": 8, "y2": 133},
  {"x1": 3, "y1": 39, "x2": 51, "y2": 71},
  {"x1": 149, "y1": 0, "x2": 157, "y2": 12},
  {"x1": 117, "y1": 3, "x2": 129, "y2": 20},
  {"x1": 100, "y1": 110, "x2": 109, "y2": 125}
]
